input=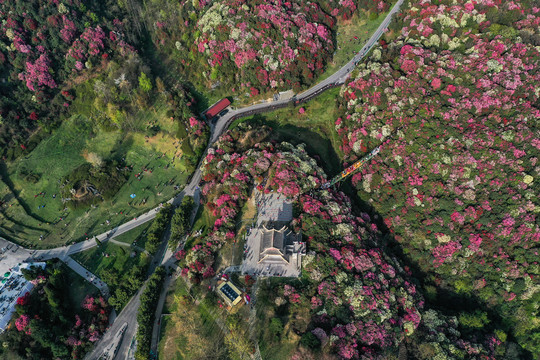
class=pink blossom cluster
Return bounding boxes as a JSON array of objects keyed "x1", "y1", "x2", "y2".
[
  {"x1": 299, "y1": 188, "x2": 424, "y2": 356},
  {"x1": 5, "y1": 265, "x2": 110, "y2": 359},
  {"x1": 283, "y1": 284, "x2": 301, "y2": 303},
  {"x1": 60, "y1": 15, "x2": 77, "y2": 43},
  {"x1": 18, "y1": 54, "x2": 57, "y2": 91},
  {"x1": 197, "y1": 0, "x2": 334, "y2": 88},
  {"x1": 0, "y1": 0, "x2": 131, "y2": 123},
  {"x1": 66, "y1": 26, "x2": 107, "y2": 70},
  {"x1": 183, "y1": 124, "x2": 326, "y2": 280},
  {"x1": 185, "y1": 0, "x2": 354, "y2": 92},
  {"x1": 432, "y1": 241, "x2": 463, "y2": 267},
  {"x1": 182, "y1": 241, "x2": 219, "y2": 282},
  {"x1": 82, "y1": 295, "x2": 98, "y2": 312},
  {"x1": 15, "y1": 314, "x2": 30, "y2": 332}
]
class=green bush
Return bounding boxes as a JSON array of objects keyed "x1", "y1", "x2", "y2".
[
  {"x1": 169, "y1": 196, "x2": 195, "y2": 248},
  {"x1": 300, "y1": 332, "x2": 320, "y2": 349},
  {"x1": 269, "y1": 318, "x2": 284, "y2": 341},
  {"x1": 145, "y1": 203, "x2": 173, "y2": 254},
  {"x1": 458, "y1": 310, "x2": 490, "y2": 330}
]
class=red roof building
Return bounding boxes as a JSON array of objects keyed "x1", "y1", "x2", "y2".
[{"x1": 205, "y1": 98, "x2": 231, "y2": 119}]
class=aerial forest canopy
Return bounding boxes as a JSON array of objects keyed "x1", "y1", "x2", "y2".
[
  {"x1": 142, "y1": 0, "x2": 392, "y2": 95},
  {"x1": 335, "y1": 0, "x2": 540, "y2": 355},
  {"x1": 0, "y1": 0, "x2": 133, "y2": 159},
  {"x1": 0, "y1": 0, "x2": 539, "y2": 359}
]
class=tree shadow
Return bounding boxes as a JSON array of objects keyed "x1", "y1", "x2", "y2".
[
  {"x1": 236, "y1": 115, "x2": 343, "y2": 178},
  {"x1": 108, "y1": 133, "x2": 134, "y2": 163},
  {"x1": 0, "y1": 161, "x2": 49, "y2": 224}
]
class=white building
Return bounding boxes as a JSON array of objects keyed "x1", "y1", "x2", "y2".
[{"x1": 0, "y1": 262, "x2": 46, "y2": 333}]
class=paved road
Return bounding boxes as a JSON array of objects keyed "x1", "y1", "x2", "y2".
[
  {"x1": 84, "y1": 187, "x2": 199, "y2": 360},
  {"x1": 148, "y1": 188, "x2": 201, "y2": 356},
  {"x1": 210, "y1": 0, "x2": 404, "y2": 144}
]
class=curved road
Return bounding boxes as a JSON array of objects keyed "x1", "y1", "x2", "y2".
[{"x1": 10, "y1": 1, "x2": 405, "y2": 358}]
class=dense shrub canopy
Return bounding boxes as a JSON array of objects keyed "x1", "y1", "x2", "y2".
[
  {"x1": 0, "y1": 0, "x2": 132, "y2": 158},
  {"x1": 335, "y1": 0, "x2": 540, "y2": 355},
  {"x1": 145, "y1": 0, "x2": 392, "y2": 95},
  {"x1": 181, "y1": 124, "x2": 516, "y2": 359}
]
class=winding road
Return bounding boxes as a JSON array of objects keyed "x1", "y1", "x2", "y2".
[{"x1": 3, "y1": 1, "x2": 405, "y2": 358}]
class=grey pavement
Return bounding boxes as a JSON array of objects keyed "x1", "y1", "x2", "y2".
[
  {"x1": 0, "y1": 237, "x2": 108, "y2": 298},
  {"x1": 255, "y1": 191, "x2": 293, "y2": 225},
  {"x1": 223, "y1": 265, "x2": 241, "y2": 274},
  {"x1": 0, "y1": 238, "x2": 33, "y2": 276},
  {"x1": 86, "y1": 285, "x2": 143, "y2": 360},
  {"x1": 248, "y1": 279, "x2": 262, "y2": 360}
]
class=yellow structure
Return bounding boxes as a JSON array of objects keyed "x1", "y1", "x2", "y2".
[{"x1": 216, "y1": 281, "x2": 242, "y2": 307}]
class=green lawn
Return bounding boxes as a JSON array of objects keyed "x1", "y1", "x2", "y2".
[
  {"x1": 184, "y1": 206, "x2": 215, "y2": 250},
  {"x1": 71, "y1": 241, "x2": 150, "y2": 283},
  {"x1": 113, "y1": 222, "x2": 151, "y2": 246},
  {"x1": 0, "y1": 113, "x2": 190, "y2": 249}
]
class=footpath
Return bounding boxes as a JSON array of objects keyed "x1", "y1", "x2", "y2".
[{"x1": 63, "y1": 256, "x2": 109, "y2": 297}]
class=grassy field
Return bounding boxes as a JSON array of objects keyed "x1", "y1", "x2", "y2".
[
  {"x1": 230, "y1": 87, "x2": 344, "y2": 178},
  {"x1": 113, "y1": 222, "x2": 151, "y2": 246},
  {"x1": 158, "y1": 279, "x2": 228, "y2": 360},
  {"x1": 71, "y1": 241, "x2": 149, "y2": 278},
  {"x1": 0, "y1": 111, "x2": 191, "y2": 249},
  {"x1": 183, "y1": 206, "x2": 215, "y2": 251}
]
